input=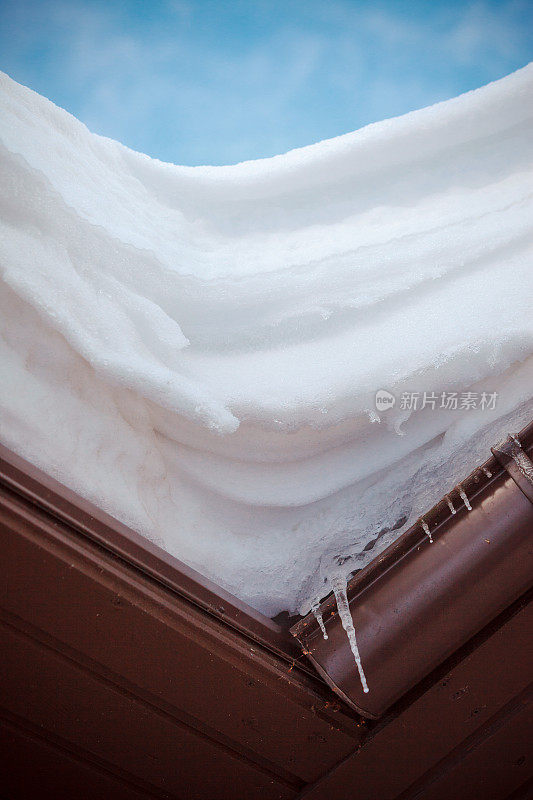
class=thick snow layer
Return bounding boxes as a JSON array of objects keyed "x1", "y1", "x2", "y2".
[{"x1": 0, "y1": 67, "x2": 532, "y2": 617}]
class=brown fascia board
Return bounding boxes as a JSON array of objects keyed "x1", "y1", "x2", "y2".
[
  {"x1": 0, "y1": 443, "x2": 303, "y2": 666},
  {"x1": 291, "y1": 420, "x2": 533, "y2": 719}
]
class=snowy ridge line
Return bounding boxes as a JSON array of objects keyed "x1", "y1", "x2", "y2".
[{"x1": 0, "y1": 66, "x2": 532, "y2": 616}]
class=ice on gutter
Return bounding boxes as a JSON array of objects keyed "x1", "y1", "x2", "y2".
[
  {"x1": 291, "y1": 423, "x2": 533, "y2": 717},
  {"x1": 458, "y1": 486, "x2": 472, "y2": 511}
]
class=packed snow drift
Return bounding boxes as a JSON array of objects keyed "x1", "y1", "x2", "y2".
[{"x1": 1, "y1": 67, "x2": 532, "y2": 617}]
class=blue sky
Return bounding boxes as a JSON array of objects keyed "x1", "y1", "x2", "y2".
[{"x1": 0, "y1": 0, "x2": 532, "y2": 165}]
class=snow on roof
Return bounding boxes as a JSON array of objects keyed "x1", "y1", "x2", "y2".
[{"x1": 0, "y1": 66, "x2": 532, "y2": 616}]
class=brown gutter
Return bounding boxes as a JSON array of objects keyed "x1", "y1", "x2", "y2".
[{"x1": 291, "y1": 420, "x2": 533, "y2": 719}]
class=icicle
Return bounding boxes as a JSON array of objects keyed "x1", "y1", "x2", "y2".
[
  {"x1": 458, "y1": 485, "x2": 472, "y2": 511},
  {"x1": 482, "y1": 466, "x2": 492, "y2": 478},
  {"x1": 421, "y1": 519, "x2": 433, "y2": 543},
  {"x1": 445, "y1": 495, "x2": 456, "y2": 515},
  {"x1": 311, "y1": 601, "x2": 328, "y2": 640},
  {"x1": 331, "y1": 575, "x2": 369, "y2": 693}
]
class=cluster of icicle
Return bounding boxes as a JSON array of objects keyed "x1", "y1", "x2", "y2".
[
  {"x1": 421, "y1": 481, "x2": 477, "y2": 543},
  {"x1": 313, "y1": 468, "x2": 498, "y2": 694}
]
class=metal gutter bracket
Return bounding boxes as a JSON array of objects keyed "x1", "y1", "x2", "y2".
[{"x1": 492, "y1": 433, "x2": 533, "y2": 505}]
